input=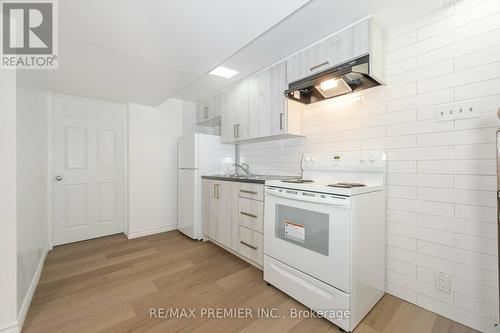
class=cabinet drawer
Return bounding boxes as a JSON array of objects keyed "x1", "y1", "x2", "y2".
[
  {"x1": 239, "y1": 183, "x2": 264, "y2": 201},
  {"x1": 238, "y1": 197, "x2": 263, "y2": 233},
  {"x1": 238, "y1": 226, "x2": 263, "y2": 266}
]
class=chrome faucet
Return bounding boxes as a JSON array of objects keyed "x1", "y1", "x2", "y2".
[{"x1": 233, "y1": 162, "x2": 250, "y2": 175}]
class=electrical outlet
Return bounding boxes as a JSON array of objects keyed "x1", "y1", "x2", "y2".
[
  {"x1": 435, "y1": 272, "x2": 451, "y2": 293},
  {"x1": 436, "y1": 101, "x2": 479, "y2": 122}
]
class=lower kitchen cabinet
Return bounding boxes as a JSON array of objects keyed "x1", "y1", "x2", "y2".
[
  {"x1": 202, "y1": 179, "x2": 264, "y2": 268},
  {"x1": 202, "y1": 179, "x2": 239, "y2": 251}
]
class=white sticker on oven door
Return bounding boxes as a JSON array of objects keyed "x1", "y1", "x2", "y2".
[{"x1": 284, "y1": 220, "x2": 305, "y2": 243}]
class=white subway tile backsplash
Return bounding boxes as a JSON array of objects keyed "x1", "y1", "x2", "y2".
[
  {"x1": 387, "y1": 146, "x2": 453, "y2": 161},
  {"x1": 418, "y1": 28, "x2": 500, "y2": 67},
  {"x1": 455, "y1": 204, "x2": 497, "y2": 223},
  {"x1": 387, "y1": 31, "x2": 417, "y2": 52},
  {"x1": 454, "y1": 234, "x2": 497, "y2": 255},
  {"x1": 455, "y1": 77, "x2": 500, "y2": 100},
  {"x1": 387, "y1": 89, "x2": 454, "y2": 112},
  {"x1": 418, "y1": 294, "x2": 499, "y2": 333},
  {"x1": 417, "y1": 17, "x2": 454, "y2": 41},
  {"x1": 417, "y1": 240, "x2": 497, "y2": 271},
  {"x1": 387, "y1": 185, "x2": 418, "y2": 199},
  {"x1": 387, "y1": 270, "x2": 455, "y2": 304},
  {"x1": 387, "y1": 161, "x2": 417, "y2": 173},
  {"x1": 452, "y1": 276, "x2": 499, "y2": 306},
  {"x1": 454, "y1": 175, "x2": 497, "y2": 191},
  {"x1": 387, "y1": 57, "x2": 417, "y2": 76},
  {"x1": 387, "y1": 233, "x2": 418, "y2": 251},
  {"x1": 454, "y1": 45, "x2": 500, "y2": 71},
  {"x1": 361, "y1": 135, "x2": 417, "y2": 150},
  {"x1": 417, "y1": 160, "x2": 496, "y2": 175},
  {"x1": 417, "y1": 213, "x2": 497, "y2": 239},
  {"x1": 388, "y1": 222, "x2": 454, "y2": 246},
  {"x1": 455, "y1": 12, "x2": 500, "y2": 41},
  {"x1": 387, "y1": 209, "x2": 417, "y2": 225},
  {"x1": 386, "y1": 282, "x2": 418, "y2": 304},
  {"x1": 453, "y1": 143, "x2": 495, "y2": 160},
  {"x1": 454, "y1": 263, "x2": 498, "y2": 288},
  {"x1": 418, "y1": 128, "x2": 496, "y2": 147},
  {"x1": 455, "y1": 293, "x2": 498, "y2": 321},
  {"x1": 387, "y1": 246, "x2": 454, "y2": 274},
  {"x1": 417, "y1": 174, "x2": 454, "y2": 188},
  {"x1": 455, "y1": 111, "x2": 500, "y2": 130}
]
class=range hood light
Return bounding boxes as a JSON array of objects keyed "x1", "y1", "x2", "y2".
[{"x1": 319, "y1": 78, "x2": 339, "y2": 91}]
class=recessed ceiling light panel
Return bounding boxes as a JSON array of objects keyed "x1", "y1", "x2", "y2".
[{"x1": 209, "y1": 66, "x2": 239, "y2": 79}]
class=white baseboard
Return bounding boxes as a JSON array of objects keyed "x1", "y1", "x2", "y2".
[
  {"x1": 17, "y1": 247, "x2": 49, "y2": 332},
  {"x1": 0, "y1": 322, "x2": 18, "y2": 333},
  {"x1": 127, "y1": 224, "x2": 177, "y2": 239}
]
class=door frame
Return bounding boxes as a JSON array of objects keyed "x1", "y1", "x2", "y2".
[{"x1": 46, "y1": 92, "x2": 129, "y2": 249}]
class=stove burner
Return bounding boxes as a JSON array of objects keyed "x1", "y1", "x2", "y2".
[
  {"x1": 282, "y1": 179, "x2": 314, "y2": 184},
  {"x1": 328, "y1": 182, "x2": 366, "y2": 188}
]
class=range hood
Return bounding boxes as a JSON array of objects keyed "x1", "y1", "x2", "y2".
[
  {"x1": 284, "y1": 17, "x2": 386, "y2": 105},
  {"x1": 285, "y1": 55, "x2": 381, "y2": 104}
]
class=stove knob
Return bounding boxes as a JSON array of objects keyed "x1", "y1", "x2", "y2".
[
  {"x1": 359, "y1": 155, "x2": 367, "y2": 162},
  {"x1": 304, "y1": 156, "x2": 311, "y2": 162},
  {"x1": 311, "y1": 156, "x2": 317, "y2": 162},
  {"x1": 368, "y1": 155, "x2": 376, "y2": 162}
]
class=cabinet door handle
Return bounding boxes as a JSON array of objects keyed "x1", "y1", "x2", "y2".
[
  {"x1": 236, "y1": 124, "x2": 240, "y2": 138},
  {"x1": 240, "y1": 189, "x2": 258, "y2": 195},
  {"x1": 240, "y1": 241, "x2": 258, "y2": 251},
  {"x1": 240, "y1": 212, "x2": 258, "y2": 218},
  {"x1": 216, "y1": 184, "x2": 220, "y2": 199},
  {"x1": 279, "y1": 113, "x2": 284, "y2": 130},
  {"x1": 233, "y1": 124, "x2": 237, "y2": 139},
  {"x1": 213, "y1": 184, "x2": 217, "y2": 198},
  {"x1": 310, "y1": 61, "x2": 330, "y2": 72}
]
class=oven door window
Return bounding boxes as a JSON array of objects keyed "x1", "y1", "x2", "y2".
[{"x1": 275, "y1": 204, "x2": 329, "y2": 256}]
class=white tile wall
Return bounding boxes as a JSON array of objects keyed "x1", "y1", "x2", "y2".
[{"x1": 238, "y1": 1, "x2": 500, "y2": 331}]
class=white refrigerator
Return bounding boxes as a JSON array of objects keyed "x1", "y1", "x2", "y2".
[{"x1": 177, "y1": 133, "x2": 234, "y2": 240}]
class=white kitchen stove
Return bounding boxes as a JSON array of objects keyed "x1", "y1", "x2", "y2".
[{"x1": 263, "y1": 151, "x2": 386, "y2": 332}]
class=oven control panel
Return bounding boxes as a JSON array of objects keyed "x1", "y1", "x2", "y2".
[{"x1": 302, "y1": 151, "x2": 386, "y2": 171}]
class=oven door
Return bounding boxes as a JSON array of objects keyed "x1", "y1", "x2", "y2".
[{"x1": 264, "y1": 187, "x2": 351, "y2": 292}]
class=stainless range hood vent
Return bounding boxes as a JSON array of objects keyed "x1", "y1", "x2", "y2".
[
  {"x1": 284, "y1": 17, "x2": 386, "y2": 105},
  {"x1": 285, "y1": 55, "x2": 380, "y2": 105}
]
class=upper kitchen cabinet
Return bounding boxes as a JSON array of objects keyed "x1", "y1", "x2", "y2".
[
  {"x1": 221, "y1": 61, "x2": 303, "y2": 144},
  {"x1": 196, "y1": 93, "x2": 222, "y2": 126},
  {"x1": 286, "y1": 17, "x2": 383, "y2": 85}
]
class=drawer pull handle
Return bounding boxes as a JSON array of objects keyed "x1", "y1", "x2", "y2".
[
  {"x1": 240, "y1": 212, "x2": 258, "y2": 218},
  {"x1": 240, "y1": 241, "x2": 258, "y2": 250},
  {"x1": 240, "y1": 189, "x2": 258, "y2": 195},
  {"x1": 310, "y1": 61, "x2": 330, "y2": 72}
]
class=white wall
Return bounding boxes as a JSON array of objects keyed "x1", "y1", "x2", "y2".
[
  {"x1": 0, "y1": 70, "x2": 18, "y2": 332},
  {"x1": 127, "y1": 99, "x2": 183, "y2": 238},
  {"x1": 16, "y1": 73, "x2": 49, "y2": 327},
  {"x1": 240, "y1": 1, "x2": 500, "y2": 331}
]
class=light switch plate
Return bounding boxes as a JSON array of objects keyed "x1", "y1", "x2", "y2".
[{"x1": 436, "y1": 101, "x2": 479, "y2": 122}]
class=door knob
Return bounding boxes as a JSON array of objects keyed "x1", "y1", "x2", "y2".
[{"x1": 55, "y1": 175, "x2": 63, "y2": 182}]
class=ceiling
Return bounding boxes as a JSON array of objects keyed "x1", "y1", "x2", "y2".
[
  {"x1": 37, "y1": 0, "x2": 447, "y2": 106},
  {"x1": 38, "y1": 0, "x2": 309, "y2": 105}
]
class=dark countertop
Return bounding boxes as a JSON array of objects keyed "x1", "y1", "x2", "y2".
[{"x1": 201, "y1": 174, "x2": 298, "y2": 184}]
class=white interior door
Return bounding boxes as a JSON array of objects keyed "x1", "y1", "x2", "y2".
[{"x1": 53, "y1": 94, "x2": 124, "y2": 246}]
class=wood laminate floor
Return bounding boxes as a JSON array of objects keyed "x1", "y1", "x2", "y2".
[{"x1": 23, "y1": 231, "x2": 478, "y2": 333}]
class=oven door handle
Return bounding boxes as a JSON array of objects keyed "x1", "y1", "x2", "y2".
[{"x1": 265, "y1": 188, "x2": 350, "y2": 208}]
